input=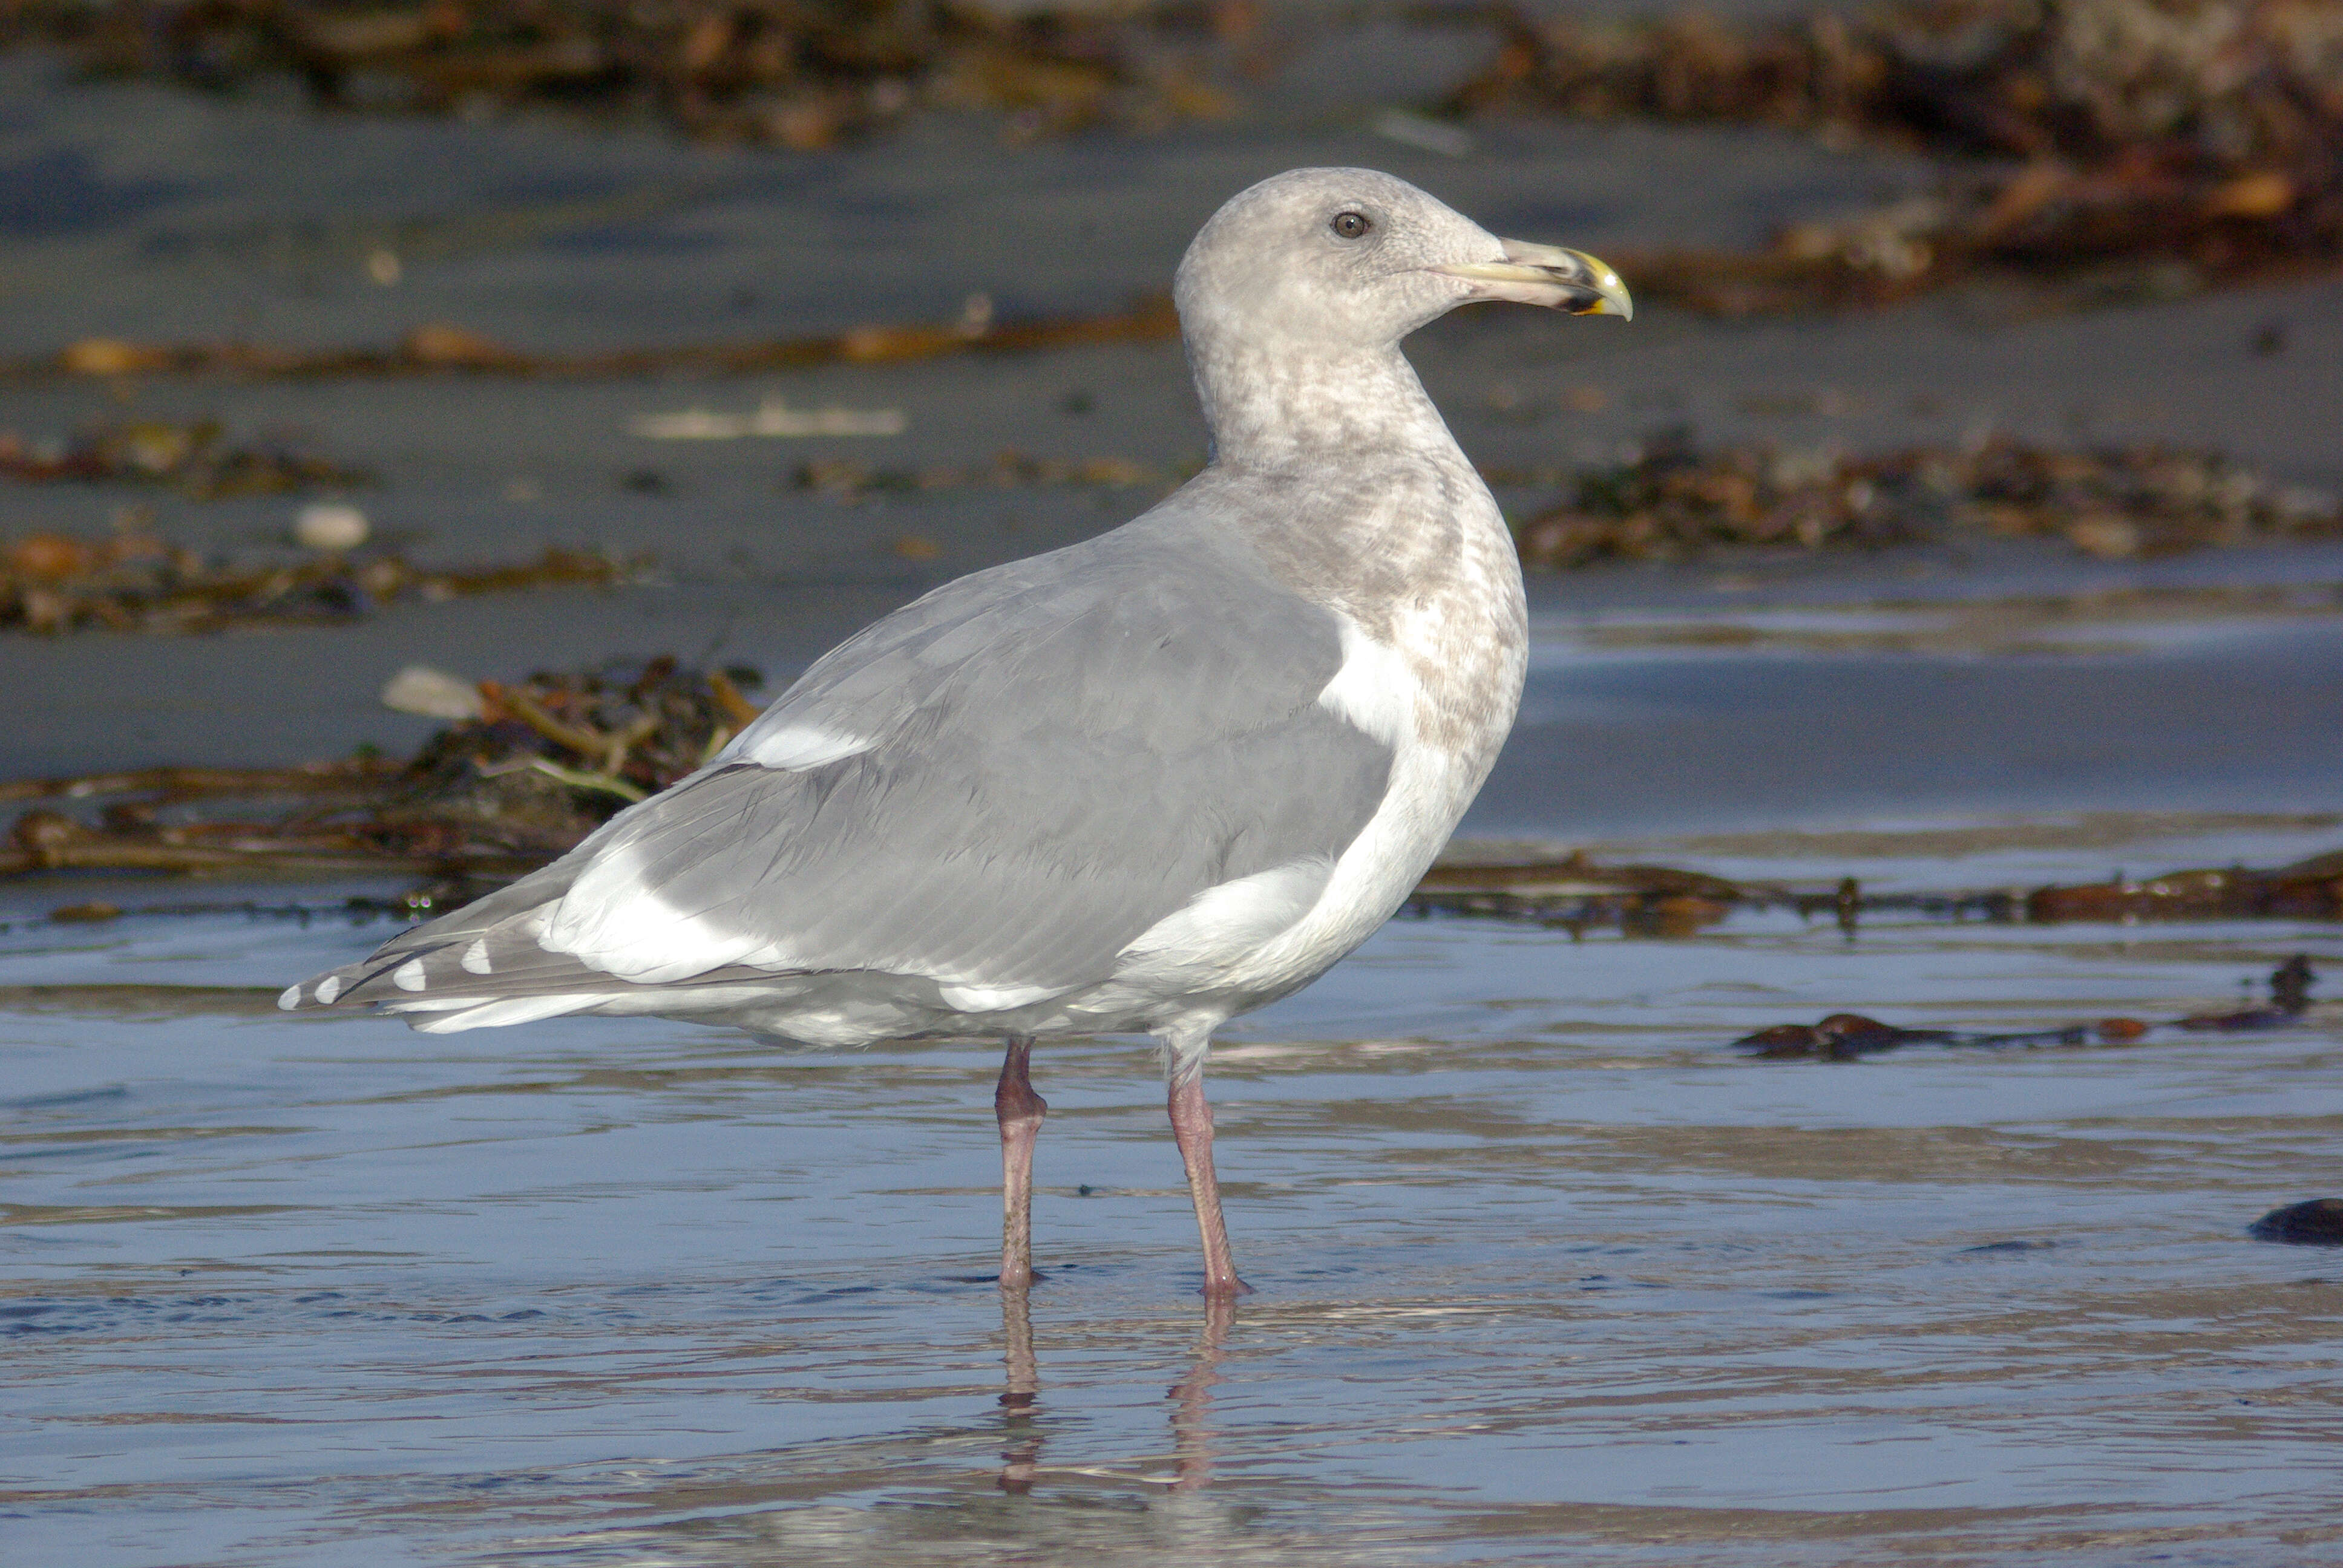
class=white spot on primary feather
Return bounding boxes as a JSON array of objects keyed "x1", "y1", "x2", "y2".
[
  {"x1": 1316, "y1": 616, "x2": 1415, "y2": 749},
  {"x1": 278, "y1": 984, "x2": 301, "y2": 1011},
  {"x1": 740, "y1": 722, "x2": 874, "y2": 771},
  {"x1": 315, "y1": 975, "x2": 342, "y2": 1004},
  {"x1": 461, "y1": 939, "x2": 493, "y2": 975},
  {"x1": 393, "y1": 959, "x2": 427, "y2": 991}
]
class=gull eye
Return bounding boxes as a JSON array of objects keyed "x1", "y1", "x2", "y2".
[{"x1": 1330, "y1": 211, "x2": 1371, "y2": 240}]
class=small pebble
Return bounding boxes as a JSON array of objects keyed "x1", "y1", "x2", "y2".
[{"x1": 295, "y1": 503, "x2": 370, "y2": 552}]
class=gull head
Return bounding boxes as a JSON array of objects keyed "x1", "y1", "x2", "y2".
[{"x1": 1173, "y1": 166, "x2": 1631, "y2": 357}]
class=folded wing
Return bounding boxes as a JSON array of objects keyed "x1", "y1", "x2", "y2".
[{"x1": 285, "y1": 520, "x2": 1397, "y2": 1027}]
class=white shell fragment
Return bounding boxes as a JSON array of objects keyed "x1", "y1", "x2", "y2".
[
  {"x1": 629, "y1": 399, "x2": 907, "y2": 440},
  {"x1": 293, "y1": 502, "x2": 370, "y2": 551},
  {"x1": 381, "y1": 664, "x2": 485, "y2": 720}
]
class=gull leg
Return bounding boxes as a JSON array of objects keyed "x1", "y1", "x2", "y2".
[
  {"x1": 1167, "y1": 1066, "x2": 1251, "y2": 1297},
  {"x1": 995, "y1": 1034, "x2": 1046, "y2": 1289}
]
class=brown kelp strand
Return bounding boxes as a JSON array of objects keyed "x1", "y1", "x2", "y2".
[
  {"x1": 1407, "y1": 851, "x2": 1757, "y2": 936},
  {"x1": 0, "y1": 418, "x2": 370, "y2": 498},
  {"x1": 13, "y1": 299, "x2": 1181, "y2": 384},
  {"x1": 1734, "y1": 955, "x2": 2316, "y2": 1058},
  {"x1": 0, "y1": 532, "x2": 652, "y2": 635},
  {"x1": 1410, "y1": 848, "x2": 2343, "y2": 931},
  {"x1": 0, "y1": 656, "x2": 763, "y2": 878},
  {"x1": 2026, "y1": 850, "x2": 2343, "y2": 920},
  {"x1": 1507, "y1": 434, "x2": 2343, "y2": 569},
  {"x1": 1453, "y1": 0, "x2": 2343, "y2": 305},
  {"x1": 790, "y1": 448, "x2": 1168, "y2": 499},
  {"x1": 0, "y1": 0, "x2": 1250, "y2": 147}
]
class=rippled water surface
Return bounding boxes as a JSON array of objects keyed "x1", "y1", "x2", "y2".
[{"x1": 6, "y1": 809, "x2": 2341, "y2": 1567}]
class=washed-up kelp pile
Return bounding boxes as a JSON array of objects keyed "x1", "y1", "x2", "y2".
[
  {"x1": 1508, "y1": 434, "x2": 2343, "y2": 567},
  {"x1": 0, "y1": 530, "x2": 649, "y2": 633},
  {"x1": 0, "y1": 417, "x2": 369, "y2": 498},
  {"x1": 0, "y1": 0, "x2": 1248, "y2": 146},
  {"x1": 1455, "y1": 0, "x2": 2343, "y2": 307},
  {"x1": 0, "y1": 657, "x2": 762, "y2": 878}
]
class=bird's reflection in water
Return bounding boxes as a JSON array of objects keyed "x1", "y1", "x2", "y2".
[
  {"x1": 994, "y1": 1285, "x2": 1237, "y2": 1496},
  {"x1": 1169, "y1": 1293, "x2": 1234, "y2": 1492},
  {"x1": 996, "y1": 1284, "x2": 1043, "y2": 1495}
]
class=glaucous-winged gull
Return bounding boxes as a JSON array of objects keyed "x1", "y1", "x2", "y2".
[{"x1": 284, "y1": 167, "x2": 1631, "y2": 1296}]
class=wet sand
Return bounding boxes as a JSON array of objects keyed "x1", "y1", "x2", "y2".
[{"x1": 4, "y1": 40, "x2": 2342, "y2": 1568}]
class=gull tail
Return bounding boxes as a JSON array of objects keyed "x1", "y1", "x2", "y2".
[{"x1": 279, "y1": 860, "x2": 622, "y2": 1033}]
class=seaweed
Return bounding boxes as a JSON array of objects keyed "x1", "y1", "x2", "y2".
[
  {"x1": 11, "y1": 298, "x2": 1182, "y2": 384},
  {"x1": 0, "y1": 656, "x2": 758, "y2": 878},
  {"x1": 1, "y1": 529, "x2": 650, "y2": 634},
  {"x1": 0, "y1": 0, "x2": 1246, "y2": 147},
  {"x1": 1505, "y1": 434, "x2": 2342, "y2": 567},
  {"x1": 0, "y1": 417, "x2": 370, "y2": 497},
  {"x1": 1454, "y1": 0, "x2": 2343, "y2": 307},
  {"x1": 1731, "y1": 954, "x2": 2316, "y2": 1058}
]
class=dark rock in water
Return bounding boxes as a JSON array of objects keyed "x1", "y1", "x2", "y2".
[{"x1": 2248, "y1": 1200, "x2": 2343, "y2": 1246}]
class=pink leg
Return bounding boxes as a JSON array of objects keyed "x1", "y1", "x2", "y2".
[
  {"x1": 995, "y1": 1035, "x2": 1046, "y2": 1290},
  {"x1": 1167, "y1": 1069, "x2": 1251, "y2": 1296}
]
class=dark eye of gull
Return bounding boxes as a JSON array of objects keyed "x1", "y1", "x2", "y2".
[{"x1": 1330, "y1": 211, "x2": 1371, "y2": 240}]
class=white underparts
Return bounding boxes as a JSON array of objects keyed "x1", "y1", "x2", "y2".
[
  {"x1": 1205, "y1": 609, "x2": 1473, "y2": 999},
  {"x1": 1315, "y1": 618, "x2": 1415, "y2": 748}
]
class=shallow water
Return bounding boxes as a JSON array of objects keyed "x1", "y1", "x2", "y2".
[{"x1": 5, "y1": 803, "x2": 2341, "y2": 1566}]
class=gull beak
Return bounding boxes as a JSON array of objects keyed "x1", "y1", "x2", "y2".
[{"x1": 1437, "y1": 240, "x2": 1633, "y2": 320}]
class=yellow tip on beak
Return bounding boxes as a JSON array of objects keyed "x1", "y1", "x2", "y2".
[{"x1": 1437, "y1": 241, "x2": 1633, "y2": 321}]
